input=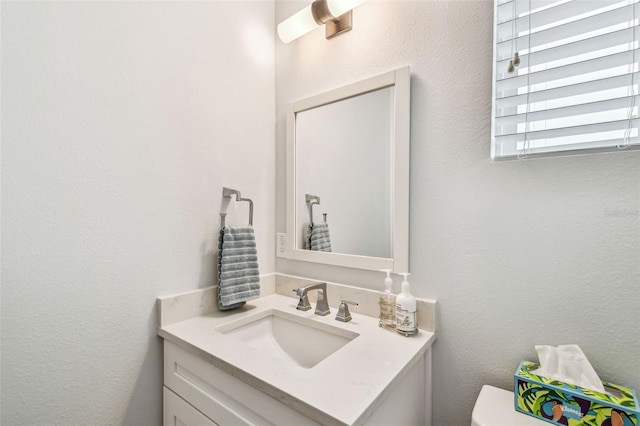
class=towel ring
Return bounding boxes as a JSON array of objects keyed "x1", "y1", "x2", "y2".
[
  {"x1": 222, "y1": 187, "x2": 253, "y2": 226},
  {"x1": 306, "y1": 194, "x2": 320, "y2": 225}
]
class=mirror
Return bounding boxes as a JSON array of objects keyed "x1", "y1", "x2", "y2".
[{"x1": 285, "y1": 67, "x2": 410, "y2": 272}]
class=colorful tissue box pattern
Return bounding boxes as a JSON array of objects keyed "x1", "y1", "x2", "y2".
[{"x1": 514, "y1": 360, "x2": 639, "y2": 426}]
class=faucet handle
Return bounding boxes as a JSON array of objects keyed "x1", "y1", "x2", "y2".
[
  {"x1": 335, "y1": 300, "x2": 358, "y2": 322},
  {"x1": 293, "y1": 289, "x2": 311, "y2": 311}
]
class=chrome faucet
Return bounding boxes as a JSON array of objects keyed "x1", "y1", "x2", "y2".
[{"x1": 294, "y1": 282, "x2": 330, "y2": 316}]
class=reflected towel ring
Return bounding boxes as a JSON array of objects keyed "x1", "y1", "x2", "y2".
[{"x1": 305, "y1": 194, "x2": 321, "y2": 225}]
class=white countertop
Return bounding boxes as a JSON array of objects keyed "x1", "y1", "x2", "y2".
[{"x1": 157, "y1": 294, "x2": 436, "y2": 425}]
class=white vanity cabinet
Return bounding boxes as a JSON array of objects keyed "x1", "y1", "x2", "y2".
[
  {"x1": 162, "y1": 340, "x2": 430, "y2": 426},
  {"x1": 157, "y1": 292, "x2": 436, "y2": 426},
  {"x1": 163, "y1": 341, "x2": 320, "y2": 426}
]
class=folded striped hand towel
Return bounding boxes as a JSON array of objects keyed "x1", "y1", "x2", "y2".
[{"x1": 217, "y1": 226, "x2": 260, "y2": 310}]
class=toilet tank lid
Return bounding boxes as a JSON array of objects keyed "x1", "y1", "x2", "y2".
[{"x1": 471, "y1": 385, "x2": 548, "y2": 426}]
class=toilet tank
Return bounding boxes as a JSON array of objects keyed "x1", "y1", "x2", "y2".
[{"x1": 472, "y1": 385, "x2": 548, "y2": 426}]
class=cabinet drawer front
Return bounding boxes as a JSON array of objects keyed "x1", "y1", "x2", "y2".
[
  {"x1": 164, "y1": 341, "x2": 319, "y2": 426},
  {"x1": 164, "y1": 386, "x2": 218, "y2": 426}
]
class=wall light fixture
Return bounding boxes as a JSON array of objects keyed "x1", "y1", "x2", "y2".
[{"x1": 277, "y1": 0, "x2": 366, "y2": 44}]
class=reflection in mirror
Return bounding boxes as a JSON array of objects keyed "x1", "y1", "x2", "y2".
[
  {"x1": 303, "y1": 194, "x2": 333, "y2": 252},
  {"x1": 296, "y1": 87, "x2": 392, "y2": 258},
  {"x1": 286, "y1": 67, "x2": 410, "y2": 272}
]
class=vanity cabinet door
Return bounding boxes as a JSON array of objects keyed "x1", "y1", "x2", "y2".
[
  {"x1": 164, "y1": 386, "x2": 218, "y2": 426},
  {"x1": 163, "y1": 341, "x2": 320, "y2": 426}
]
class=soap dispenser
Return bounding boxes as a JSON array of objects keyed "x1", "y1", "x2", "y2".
[
  {"x1": 378, "y1": 269, "x2": 396, "y2": 329},
  {"x1": 395, "y1": 273, "x2": 417, "y2": 335}
]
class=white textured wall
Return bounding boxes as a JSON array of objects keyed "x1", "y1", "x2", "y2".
[
  {"x1": 1, "y1": 1, "x2": 275, "y2": 423},
  {"x1": 275, "y1": 1, "x2": 640, "y2": 425}
]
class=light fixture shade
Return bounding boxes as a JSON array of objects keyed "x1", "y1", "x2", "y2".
[
  {"x1": 277, "y1": 5, "x2": 320, "y2": 44},
  {"x1": 326, "y1": 0, "x2": 366, "y2": 19},
  {"x1": 278, "y1": 0, "x2": 367, "y2": 44}
]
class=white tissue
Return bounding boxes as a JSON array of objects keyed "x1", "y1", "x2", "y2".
[{"x1": 532, "y1": 344, "x2": 605, "y2": 393}]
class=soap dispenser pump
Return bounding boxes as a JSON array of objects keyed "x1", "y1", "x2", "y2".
[
  {"x1": 395, "y1": 273, "x2": 418, "y2": 336},
  {"x1": 378, "y1": 269, "x2": 396, "y2": 329}
]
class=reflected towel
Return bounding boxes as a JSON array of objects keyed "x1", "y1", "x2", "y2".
[
  {"x1": 218, "y1": 226, "x2": 260, "y2": 310},
  {"x1": 305, "y1": 222, "x2": 332, "y2": 252}
]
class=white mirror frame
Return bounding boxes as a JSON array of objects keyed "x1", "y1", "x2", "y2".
[{"x1": 285, "y1": 66, "x2": 410, "y2": 272}]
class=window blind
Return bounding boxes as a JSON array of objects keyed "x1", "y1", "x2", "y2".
[{"x1": 491, "y1": 0, "x2": 639, "y2": 159}]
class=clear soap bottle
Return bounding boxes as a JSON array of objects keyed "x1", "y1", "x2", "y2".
[
  {"x1": 378, "y1": 269, "x2": 396, "y2": 329},
  {"x1": 396, "y1": 272, "x2": 417, "y2": 335}
]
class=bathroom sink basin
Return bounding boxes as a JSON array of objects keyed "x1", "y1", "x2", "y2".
[{"x1": 215, "y1": 309, "x2": 358, "y2": 369}]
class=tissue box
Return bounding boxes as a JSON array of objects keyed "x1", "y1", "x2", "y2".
[{"x1": 515, "y1": 360, "x2": 639, "y2": 426}]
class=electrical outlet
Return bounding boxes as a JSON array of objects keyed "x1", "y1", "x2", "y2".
[{"x1": 276, "y1": 233, "x2": 287, "y2": 257}]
